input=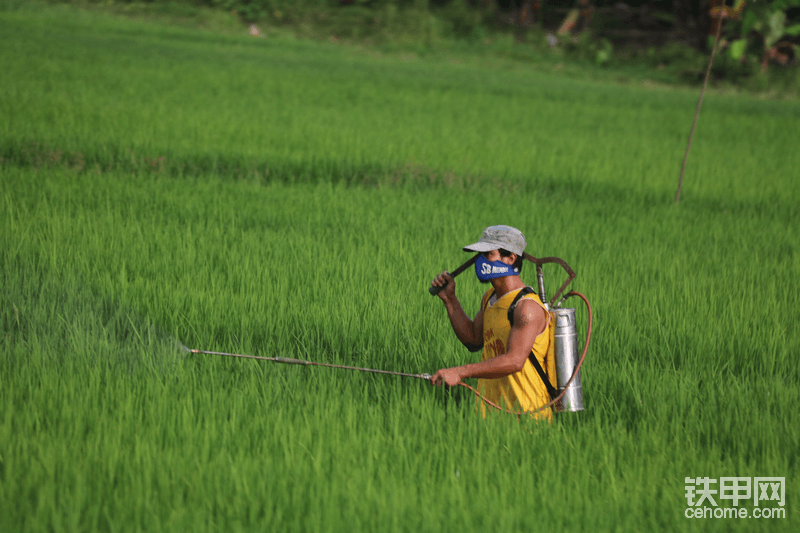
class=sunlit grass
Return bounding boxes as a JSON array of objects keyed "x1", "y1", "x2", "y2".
[
  {"x1": 2, "y1": 4, "x2": 799, "y2": 205},
  {"x1": 1, "y1": 4, "x2": 799, "y2": 532}
]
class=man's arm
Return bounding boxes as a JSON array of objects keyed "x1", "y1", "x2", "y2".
[
  {"x1": 431, "y1": 271, "x2": 483, "y2": 351},
  {"x1": 431, "y1": 298, "x2": 546, "y2": 387}
]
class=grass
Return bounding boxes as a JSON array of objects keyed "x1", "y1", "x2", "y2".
[
  {"x1": 1, "y1": 3, "x2": 799, "y2": 532},
  {"x1": 11, "y1": 0, "x2": 800, "y2": 98}
]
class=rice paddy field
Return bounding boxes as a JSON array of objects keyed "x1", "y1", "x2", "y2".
[{"x1": 1, "y1": 2, "x2": 799, "y2": 532}]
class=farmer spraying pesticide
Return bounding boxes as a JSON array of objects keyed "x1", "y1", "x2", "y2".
[
  {"x1": 430, "y1": 226, "x2": 556, "y2": 419},
  {"x1": 430, "y1": 225, "x2": 590, "y2": 420},
  {"x1": 190, "y1": 225, "x2": 590, "y2": 417}
]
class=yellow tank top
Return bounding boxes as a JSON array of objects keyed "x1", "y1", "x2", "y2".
[{"x1": 478, "y1": 287, "x2": 556, "y2": 421}]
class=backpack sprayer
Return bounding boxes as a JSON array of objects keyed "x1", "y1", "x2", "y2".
[
  {"x1": 188, "y1": 253, "x2": 591, "y2": 416},
  {"x1": 525, "y1": 253, "x2": 590, "y2": 413}
]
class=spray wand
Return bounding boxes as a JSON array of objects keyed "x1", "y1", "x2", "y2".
[
  {"x1": 186, "y1": 348, "x2": 432, "y2": 380},
  {"x1": 185, "y1": 290, "x2": 591, "y2": 417}
]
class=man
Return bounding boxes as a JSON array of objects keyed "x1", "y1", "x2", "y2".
[{"x1": 430, "y1": 225, "x2": 557, "y2": 420}]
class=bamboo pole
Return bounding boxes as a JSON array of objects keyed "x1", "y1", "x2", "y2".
[{"x1": 676, "y1": 3, "x2": 728, "y2": 205}]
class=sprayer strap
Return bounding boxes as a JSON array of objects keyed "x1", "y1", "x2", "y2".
[
  {"x1": 508, "y1": 287, "x2": 559, "y2": 401},
  {"x1": 507, "y1": 286, "x2": 535, "y2": 326}
]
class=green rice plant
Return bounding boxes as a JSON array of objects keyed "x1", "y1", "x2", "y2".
[
  {"x1": 1, "y1": 3, "x2": 799, "y2": 205},
  {"x1": 1, "y1": 3, "x2": 798, "y2": 532},
  {"x1": 3, "y1": 163, "x2": 798, "y2": 531}
]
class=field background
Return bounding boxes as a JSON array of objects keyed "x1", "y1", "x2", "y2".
[{"x1": 1, "y1": 2, "x2": 799, "y2": 532}]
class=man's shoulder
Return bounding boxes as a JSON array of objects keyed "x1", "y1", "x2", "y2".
[
  {"x1": 519, "y1": 288, "x2": 544, "y2": 306},
  {"x1": 512, "y1": 293, "x2": 548, "y2": 329}
]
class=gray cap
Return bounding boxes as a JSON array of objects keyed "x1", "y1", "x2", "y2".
[{"x1": 463, "y1": 225, "x2": 527, "y2": 256}]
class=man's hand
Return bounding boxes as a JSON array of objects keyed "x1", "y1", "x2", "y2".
[
  {"x1": 430, "y1": 271, "x2": 456, "y2": 302},
  {"x1": 430, "y1": 367, "x2": 462, "y2": 387}
]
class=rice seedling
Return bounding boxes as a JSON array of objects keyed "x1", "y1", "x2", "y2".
[{"x1": 1, "y1": 4, "x2": 798, "y2": 532}]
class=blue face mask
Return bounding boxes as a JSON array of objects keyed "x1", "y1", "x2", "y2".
[{"x1": 475, "y1": 254, "x2": 518, "y2": 282}]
